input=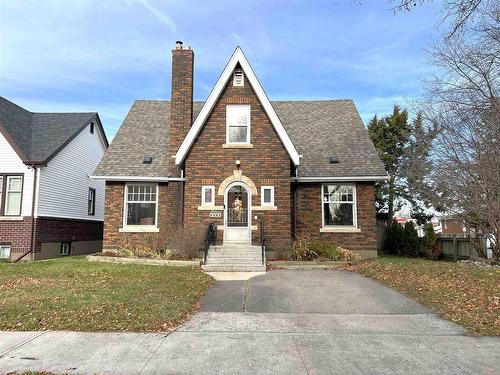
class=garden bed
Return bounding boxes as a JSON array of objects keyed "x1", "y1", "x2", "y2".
[{"x1": 87, "y1": 254, "x2": 201, "y2": 267}]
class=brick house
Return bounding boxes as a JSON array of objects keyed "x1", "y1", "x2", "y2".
[
  {"x1": 0, "y1": 97, "x2": 108, "y2": 261},
  {"x1": 93, "y1": 42, "x2": 387, "y2": 270}
]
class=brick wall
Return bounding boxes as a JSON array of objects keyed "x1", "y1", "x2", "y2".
[
  {"x1": 183, "y1": 69, "x2": 293, "y2": 251},
  {"x1": 295, "y1": 182, "x2": 377, "y2": 255},
  {"x1": 102, "y1": 181, "x2": 182, "y2": 249},
  {"x1": 0, "y1": 218, "x2": 32, "y2": 259},
  {"x1": 169, "y1": 46, "x2": 194, "y2": 178}
]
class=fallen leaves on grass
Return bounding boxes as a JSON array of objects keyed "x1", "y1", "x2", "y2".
[{"x1": 340, "y1": 257, "x2": 500, "y2": 336}]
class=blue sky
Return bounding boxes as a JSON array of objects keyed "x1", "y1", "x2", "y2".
[{"x1": 0, "y1": 0, "x2": 443, "y2": 139}]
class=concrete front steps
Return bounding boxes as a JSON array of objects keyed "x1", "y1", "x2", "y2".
[{"x1": 201, "y1": 244, "x2": 266, "y2": 272}]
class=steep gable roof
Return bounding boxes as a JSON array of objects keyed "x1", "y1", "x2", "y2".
[
  {"x1": 0, "y1": 96, "x2": 108, "y2": 164},
  {"x1": 93, "y1": 100, "x2": 387, "y2": 180},
  {"x1": 175, "y1": 47, "x2": 301, "y2": 166}
]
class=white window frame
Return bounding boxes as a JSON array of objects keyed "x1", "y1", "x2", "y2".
[
  {"x1": 321, "y1": 183, "x2": 358, "y2": 229},
  {"x1": 122, "y1": 183, "x2": 159, "y2": 231},
  {"x1": 261, "y1": 186, "x2": 275, "y2": 207},
  {"x1": 4, "y1": 176, "x2": 23, "y2": 216},
  {"x1": 60, "y1": 242, "x2": 70, "y2": 256},
  {"x1": 226, "y1": 104, "x2": 251, "y2": 144},
  {"x1": 233, "y1": 69, "x2": 244, "y2": 86},
  {"x1": 201, "y1": 185, "x2": 215, "y2": 206},
  {"x1": 0, "y1": 245, "x2": 11, "y2": 259}
]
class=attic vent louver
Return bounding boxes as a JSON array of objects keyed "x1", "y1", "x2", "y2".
[
  {"x1": 329, "y1": 156, "x2": 339, "y2": 164},
  {"x1": 233, "y1": 69, "x2": 244, "y2": 86},
  {"x1": 143, "y1": 156, "x2": 153, "y2": 164}
]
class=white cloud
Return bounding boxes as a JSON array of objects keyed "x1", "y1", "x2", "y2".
[{"x1": 137, "y1": 0, "x2": 177, "y2": 32}]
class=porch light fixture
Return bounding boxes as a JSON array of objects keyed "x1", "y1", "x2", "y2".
[{"x1": 235, "y1": 160, "x2": 241, "y2": 167}]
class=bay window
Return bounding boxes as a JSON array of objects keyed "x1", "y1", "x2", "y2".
[
  {"x1": 124, "y1": 184, "x2": 157, "y2": 227},
  {"x1": 0, "y1": 175, "x2": 23, "y2": 216},
  {"x1": 322, "y1": 184, "x2": 357, "y2": 227}
]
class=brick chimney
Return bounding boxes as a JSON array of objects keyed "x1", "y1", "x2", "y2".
[{"x1": 169, "y1": 40, "x2": 194, "y2": 175}]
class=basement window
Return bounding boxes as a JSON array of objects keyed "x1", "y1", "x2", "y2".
[
  {"x1": 60, "y1": 242, "x2": 70, "y2": 256},
  {"x1": 233, "y1": 69, "x2": 244, "y2": 86},
  {"x1": 0, "y1": 245, "x2": 11, "y2": 259}
]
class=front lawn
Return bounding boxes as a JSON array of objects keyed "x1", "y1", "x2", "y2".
[
  {"x1": 341, "y1": 256, "x2": 500, "y2": 335},
  {"x1": 0, "y1": 257, "x2": 213, "y2": 332}
]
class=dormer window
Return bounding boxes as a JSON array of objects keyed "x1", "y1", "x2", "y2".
[
  {"x1": 226, "y1": 105, "x2": 250, "y2": 144},
  {"x1": 233, "y1": 69, "x2": 244, "y2": 87}
]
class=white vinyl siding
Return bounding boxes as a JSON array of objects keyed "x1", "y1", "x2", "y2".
[
  {"x1": 37, "y1": 122, "x2": 106, "y2": 221},
  {"x1": 0, "y1": 134, "x2": 34, "y2": 217}
]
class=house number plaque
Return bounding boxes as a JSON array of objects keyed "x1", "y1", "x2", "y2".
[{"x1": 209, "y1": 211, "x2": 222, "y2": 218}]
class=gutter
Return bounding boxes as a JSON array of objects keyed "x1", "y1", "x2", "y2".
[{"x1": 291, "y1": 176, "x2": 389, "y2": 182}]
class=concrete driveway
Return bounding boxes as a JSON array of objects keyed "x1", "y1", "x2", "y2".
[{"x1": 1, "y1": 270, "x2": 499, "y2": 374}]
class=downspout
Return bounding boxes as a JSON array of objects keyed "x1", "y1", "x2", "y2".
[{"x1": 15, "y1": 165, "x2": 38, "y2": 262}]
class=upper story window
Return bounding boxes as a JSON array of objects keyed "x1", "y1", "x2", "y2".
[
  {"x1": 226, "y1": 104, "x2": 250, "y2": 144},
  {"x1": 0, "y1": 175, "x2": 23, "y2": 216},
  {"x1": 233, "y1": 69, "x2": 244, "y2": 86},
  {"x1": 322, "y1": 184, "x2": 357, "y2": 227},
  {"x1": 261, "y1": 186, "x2": 274, "y2": 206},
  {"x1": 90, "y1": 122, "x2": 95, "y2": 134},
  {"x1": 124, "y1": 184, "x2": 158, "y2": 227},
  {"x1": 201, "y1": 186, "x2": 215, "y2": 206},
  {"x1": 88, "y1": 188, "x2": 96, "y2": 216}
]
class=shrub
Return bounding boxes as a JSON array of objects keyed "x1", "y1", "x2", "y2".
[
  {"x1": 309, "y1": 241, "x2": 339, "y2": 260},
  {"x1": 336, "y1": 247, "x2": 361, "y2": 261},
  {"x1": 421, "y1": 222, "x2": 441, "y2": 260},
  {"x1": 117, "y1": 248, "x2": 134, "y2": 258},
  {"x1": 384, "y1": 221, "x2": 404, "y2": 255},
  {"x1": 168, "y1": 226, "x2": 205, "y2": 260},
  {"x1": 402, "y1": 221, "x2": 419, "y2": 257},
  {"x1": 290, "y1": 233, "x2": 318, "y2": 260}
]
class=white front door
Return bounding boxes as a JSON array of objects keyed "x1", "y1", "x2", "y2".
[{"x1": 224, "y1": 183, "x2": 251, "y2": 243}]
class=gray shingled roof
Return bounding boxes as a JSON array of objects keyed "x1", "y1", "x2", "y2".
[
  {"x1": 94, "y1": 99, "x2": 386, "y2": 178},
  {"x1": 0, "y1": 96, "x2": 102, "y2": 164}
]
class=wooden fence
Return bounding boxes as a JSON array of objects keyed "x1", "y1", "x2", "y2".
[{"x1": 437, "y1": 235, "x2": 488, "y2": 260}]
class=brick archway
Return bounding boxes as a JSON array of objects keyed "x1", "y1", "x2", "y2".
[{"x1": 218, "y1": 170, "x2": 258, "y2": 196}]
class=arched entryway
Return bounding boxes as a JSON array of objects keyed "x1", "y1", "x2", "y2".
[{"x1": 224, "y1": 181, "x2": 252, "y2": 243}]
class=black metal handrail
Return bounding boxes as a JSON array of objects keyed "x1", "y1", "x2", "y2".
[
  {"x1": 203, "y1": 223, "x2": 216, "y2": 264},
  {"x1": 260, "y1": 220, "x2": 266, "y2": 265}
]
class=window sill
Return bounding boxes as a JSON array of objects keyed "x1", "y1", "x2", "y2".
[
  {"x1": 197, "y1": 205, "x2": 224, "y2": 211},
  {"x1": 0, "y1": 216, "x2": 24, "y2": 221},
  {"x1": 252, "y1": 206, "x2": 277, "y2": 211},
  {"x1": 320, "y1": 227, "x2": 361, "y2": 233},
  {"x1": 223, "y1": 143, "x2": 253, "y2": 149},
  {"x1": 119, "y1": 226, "x2": 159, "y2": 233}
]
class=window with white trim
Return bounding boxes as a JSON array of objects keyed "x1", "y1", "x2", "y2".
[
  {"x1": 0, "y1": 175, "x2": 23, "y2": 216},
  {"x1": 201, "y1": 186, "x2": 215, "y2": 206},
  {"x1": 261, "y1": 186, "x2": 274, "y2": 206},
  {"x1": 322, "y1": 184, "x2": 357, "y2": 227},
  {"x1": 233, "y1": 69, "x2": 244, "y2": 86},
  {"x1": 0, "y1": 245, "x2": 11, "y2": 259},
  {"x1": 124, "y1": 184, "x2": 158, "y2": 227},
  {"x1": 60, "y1": 242, "x2": 70, "y2": 256},
  {"x1": 88, "y1": 188, "x2": 96, "y2": 215},
  {"x1": 226, "y1": 104, "x2": 250, "y2": 144}
]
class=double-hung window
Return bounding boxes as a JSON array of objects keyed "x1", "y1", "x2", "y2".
[
  {"x1": 201, "y1": 186, "x2": 215, "y2": 206},
  {"x1": 88, "y1": 188, "x2": 96, "y2": 215},
  {"x1": 0, "y1": 175, "x2": 23, "y2": 216},
  {"x1": 322, "y1": 184, "x2": 357, "y2": 227},
  {"x1": 226, "y1": 105, "x2": 250, "y2": 144},
  {"x1": 124, "y1": 184, "x2": 158, "y2": 227}
]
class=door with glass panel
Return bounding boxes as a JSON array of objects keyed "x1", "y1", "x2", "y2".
[{"x1": 224, "y1": 183, "x2": 251, "y2": 243}]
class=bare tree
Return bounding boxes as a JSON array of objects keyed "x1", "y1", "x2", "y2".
[
  {"x1": 418, "y1": 9, "x2": 500, "y2": 258},
  {"x1": 390, "y1": 0, "x2": 496, "y2": 37}
]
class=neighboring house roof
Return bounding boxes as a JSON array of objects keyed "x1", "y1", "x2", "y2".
[
  {"x1": 0, "y1": 96, "x2": 109, "y2": 164},
  {"x1": 93, "y1": 99, "x2": 386, "y2": 179},
  {"x1": 175, "y1": 47, "x2": 301, "y2": 166}
]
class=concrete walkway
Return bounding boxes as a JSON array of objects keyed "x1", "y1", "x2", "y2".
[{"x1": 1, "y1": 270, "x2": 499, "y2": 374}]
